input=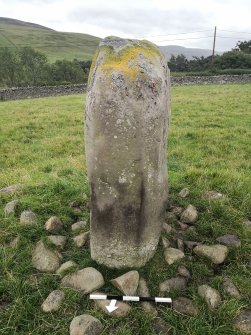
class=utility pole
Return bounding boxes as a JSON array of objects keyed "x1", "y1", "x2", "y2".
[{"x1": 212, "y1": 26, "x2": 217, "y2": 68}]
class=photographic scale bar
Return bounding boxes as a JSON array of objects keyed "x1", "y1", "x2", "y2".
[{"x1": 90, "y1": 294, "x2": 172, "y2": 304}]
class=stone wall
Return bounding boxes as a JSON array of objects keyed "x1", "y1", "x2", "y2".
[{"x1": 1, "y1": 74, "x2": 251, "y2": 101}]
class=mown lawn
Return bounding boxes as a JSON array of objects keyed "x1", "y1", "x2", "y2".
[{"x1": 0, "y1": 84, "x2": 250, "y2": 335}]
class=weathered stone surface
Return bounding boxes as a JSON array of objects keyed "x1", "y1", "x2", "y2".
[
  {"x1": 47, "y1": 235, "x2": 67, "y2": 249},
  {"x1": 61, "y1": 267, "x2": 104, "y2": 294},
  {"x1": 179, "y1": 188, "x2": 190, "y2": 198},
  {"x1": 138, "y1": 278, "x2": 158, "y2": 316},
  {"x1": 111, "y1": 270, "x2": 139, "y2": 295},
  {"x1": 0, "y1": 184, "x2": 22, "y2": 194},
  {"x1": 85, "y1": 37, "x2": 170, "y2": 268},
  {"x1": 71, "y1": 220, "x2": 88, "y2": 232},
  {"x1": 162, "y1": 223, "x2": 173, "y2": 234},
  {"x1": 159, "y1": 276, "x2": 187, "y2": 293},
  {"x1": 45, "y1": 216, "x2": 63, "y2": 232},
  {"x1": 194, "y1": 244, "x2": 228, "y2": 264},
  {"x1": 216, "y1": 234, "x2": 241, "y2": 247},
  {"x1": 222, "y1": 277, "x2": 241, "y2": 298},
  {"x1": 56, "y1": 260, "x2": 78, "y2": 277},
  {"x1": 32, "y1": 240, "x2": 61, "y2": 272},
  {"x1": 73, "y1": 232, "x2": 90, "y2": 248},
  {"x1": 70, "y1": 314, "x2": 103, "y2": 335},
  {"x1": 243, "y1": 220, "x2": 251, "y2": 230},
  {"x1": 204, "y1": 191, "x2": 223, "y2": 200},
  {"x1": 20, "y1": 210, "x2": 37, "y2": 225},
  {"x1": 41, "y1": 290, "x2": 65, "y2": 312},
  {"x1": 173, "y1": 297, "x2": 198, "y2": 316},
  {"x1": 152, "y1": 317, "x2": 172, "y2": 334},
  {"x1": 164, "y1": 248, "x2": 185, "y2": 265},
  {"x1": 177, "y1": 266, "x2": 191, "y2": 279},
  {"x1": 198, "y1": 285, "x2": 222, "y2": 311},
  {"x1": 180, "y1": 205, "x2": 198, "y2": 224},
  {"x1": 94, "y1": 292, "x2": 131, "y2": 317},
  {"x1": 4, "y1": 200, "x2": 19, "y2": 215},
  {"x1": 234, "y1": 310, "x2": 251, "y2": 334},
  {"x1": 161, "y1": 237, "x2": 171, "y2": 249}
]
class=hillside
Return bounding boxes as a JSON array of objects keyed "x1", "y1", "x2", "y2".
[
  {"x1": 0, "y1": 18, "x2": 101, "y2": 62},
  {"x1": 160, "y1": 45, "x2": 221, "y2": 60}
]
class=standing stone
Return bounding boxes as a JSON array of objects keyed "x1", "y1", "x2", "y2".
[{"x1": 85, "y1": 37, "x2": 170, "y2": 268}]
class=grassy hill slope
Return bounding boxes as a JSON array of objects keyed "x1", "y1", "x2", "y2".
[{"x1": 0, "y1": 18, "x2": 101, "y2": 62}]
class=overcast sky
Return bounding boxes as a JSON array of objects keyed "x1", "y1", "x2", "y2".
[{"x1": 1, "y1": 0, "x2": 251, "y2": 51}]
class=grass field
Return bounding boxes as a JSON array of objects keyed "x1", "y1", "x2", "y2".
[{"x1": 0, "y1": 84, "x2": 250, "y2": 334}]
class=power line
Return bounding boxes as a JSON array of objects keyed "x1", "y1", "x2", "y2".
[
  {"x1": 137, "y1": 29, "x2": 212, "y2": 38},
  {"x1": 218, "y1": 29, "x2": 251, "y2": 35},
  {"x1": 154, "y1": 36, "x2": 214, "y2": 42}
]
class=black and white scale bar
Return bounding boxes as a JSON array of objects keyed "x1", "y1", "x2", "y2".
[{"x1": 90, "y1": 294, "x2": 172, "y2": 304}]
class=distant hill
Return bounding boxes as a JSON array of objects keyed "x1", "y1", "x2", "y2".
[{"x1": 0, "y1": 17, "x2": 221, "y2": 62}]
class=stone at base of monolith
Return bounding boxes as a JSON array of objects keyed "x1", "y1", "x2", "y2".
[{"x1": 85, "y1": 36, "x2": 170, "y2": 268}]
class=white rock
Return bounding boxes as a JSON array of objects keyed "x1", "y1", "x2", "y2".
[
  {"x1": 47, "y1": 235, "x2": 67, "y2": 249},
  {"x1": 180, "y1": 205, "x2": 198, "y2": 224},
  {"x1": 56, "y1": 261, "x2": 78, "y2": 277},
  {"x1": 32, "y1": 240, "x2": 61, "y2": 272},
  {"x1": 4, "y1": 200, "x2": 19, "y2": 215},
  {"x1": 198, "y1": 285, "x2": 222, "y2": 310},
  {"x1": 73, "y1": 232, "x2": 89, "y2": 248},
  {"x1": 41, "y1": 290, "x2": 65, "y2": 312},
  {"x1": 164, "y1": 248, "x2": 185, "y2": 265},
  {"x1": 110, "y1": 270, "x2": 139, "y2": 295},
  {"x1": 20, "y1": 210, "x2": 37, "y2": 225},
  {"x1": 70, "y1": 314, "x2": 103, "y2": 335},
  {"x1": 194, "y1": 244, "x2": 228, "y2": 264},
  {"x1": 45, "y1": 216, "x2": 63, "y2": 232}
]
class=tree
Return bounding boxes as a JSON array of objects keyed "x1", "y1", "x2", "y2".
[
  {"x1": 50, "y1": 59, "x2": 86, "y2": 85},
  {"x1": 215, "y1": 50, "x2": 251, "y2": 69},
  {"x1": 168, "y1": 54, "x2": 189, "y2": 71},
  {"x1": 0, "y1": 47, "x2": 21, "y2": 87},
  {"x1": 234, "y1": 40, "x2": 251, "y2": 54}
]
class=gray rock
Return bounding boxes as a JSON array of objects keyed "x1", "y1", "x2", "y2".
[
  {"x1": 152, "y1": 317, "x2": 172, "y2": 334},
  {"x1": 222, "y1": 277, "x2": 241, "y2": 298},
  {"x1": 41, "y1": 290, "x2": 65, "y2": 312},
  {"x1": 85, "y1": 37, "x2": 170, "y2": 268},
  {"x1": 45, "y1": 216, "x2": 63, "y2": 232},
  {"x1": 32, "y1": 240, "x2": 61, "y2": 272},
  {"x1": 70, "y1": 314, "x2": 103, "y2": 335},
  {"x1": 176, "y1": 221, "x2": 189, "y2": 230},
  {"x1": 177, "y1": 266, "x2": 191, "y2": 279},
  {"x1": 198, "y1": 285, "x2": 222, "y2": 310},
  {"x1": 0, "y1": 184, "x2": 22, "y2": 194},
  {"x1": 73, "y1": 232, "x2": 90, "y2": 248},
  {"x1": 138, "y1": 278, "x2": 158, "y2": 316},
  {"x1": 194, "y1": 244, "x2": 228, "y2": 264},
  {"x1": 179, "y1": 188, "x2": 190, "y2": 198},
  {"x1": 4, "y1": 200, "x2": 19, "y2": 215},
  {"x1": 164, "y1": 248, "x2": 185, "y2": 265},
  {"x1": 171, "y1": 206, "x2": 184, "y2": 218},
  {"x1": 161, "y1": 237, "x2": 171, "y2": 249},
  {"x1": 159, "y1": 276, "x2": 187, "y2": 293},
  {"x1": 165, "y1": 212, "x2": 177, "y2": 224},
  {"x1": 56, "y1": 260, "x2": 78, "y2": 277},
  {"x1": 162, "y1": 223, "x2": 173, "y2": 234},
  {"x1": 20, "y1": 210, "x2": 37, "y2": 225},
  {"x1": 243, "y1": 220, "x2": 251, "y2": 230},
  {"x1": 204, "y1": 191, "x2": 223, "y2": 200},
  {"x1": 111, "y1": 270, "x2": 139, "y2": 295},
  {"x1": 216, "y1": 234, "x2": 241, "y2": 247},
  {"x1": 47, "y1": 235, "x2": 67, "y2": 249},
  {"x1": 173, "y1": 297, "x2": 198, "y2": 316},
  {"x1": 61, "y1": 267, "x2": 104, "y2": 294},
  {"x1": 71, "y1": 220, "x2": 88, "y2": 232},
  {"x1": 180, "y1": 205, "x2": 198, "y2": 224},
  {"x1": 177, "y1": 238, "x2": 184, "y2": 252},
  {"x1": 234, "y1": 310, "x2": 251, "y2": 334},
  {"x1": 94, "y1": 293, "x2": 131, "y2": 317},
  {"x1": 184, "y1": 240, "x2": 201, "y2": 250}
]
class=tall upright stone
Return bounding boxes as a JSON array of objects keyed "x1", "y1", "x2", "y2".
[{"x1": 85, "y1": 37, "x2": 170, "y2": 268}]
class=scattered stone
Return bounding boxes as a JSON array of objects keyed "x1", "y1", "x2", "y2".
[
  {"x1": 234, "y1": 310, "x2": 251, "y2": 334},
  {"x1": 216, "y1": 234, "x2": 241, "y2": 248},
  {"x1": 180, "y1": 205, "x2": 198, "y2": 224},
  {"x1": 222, "y1": 277, "x2": 241, "y2": 298},
  {"x1": 32, "y1": 240, "x2": 61, "y2": 272},
  {"x1": 159, "y1": 276, "x2": 187, "y2": 293},
  {"x1": 198, "y1": 285, "x2": 222, "y2": 311},
  {"x1": 70, "y1": 314, "x2": 103, "y2": 335},
  {"x1": 0, "y1": 184, "x2": 22, "y2": 194},
  {"x1": 162, "y1": 223, "x2": 172, "y2": 234},
  {"x1": 194, "y1": 244, "x2": 228, "y2": 264},
  {"x1": 9, "y1": 236, "x2": 21, "y2": 248},
  {"x1": 62, "y1": 267, "x2": 104, "y2": 294},
  {"x1": 179, "y1": 188, "x2": 190, "y2": 198},
  {"x1": 45, "y1": 216, "x2": 63, "y2": 232},
  {"x1": 69, "y1": 201, "x2": 81, "y2": 208},
  {"x1": 41, "y1": 290, "x2": 65, "y2": 312},
  {"x1": 184, "y1": 240, "x2": 201, "y2": 250},
  {"x1": 56, "y1": 260, "x2": 78, "y2": 277},
  {"x1": 47, "y1": 235, "x2": 67, "y2": 249},
  {"x1": 243, "y1": 220, "x2": 251, "y2": 230},
  {"x1": 177, "y1": 238, "x2": 184, "y2": 252},
  {"x1": 152, "y1": 317, "x2": 172, "y2": 334},
  {"x1": 173, "y1": 297, "x2": 199, "y2": 316},
  {"x1": 171, "y1": 206, "x2": 184, "y2": 218},
  {"x1": 165, "y1": 212, "x2": 177, "y2": 224},
  {"x1": 94, "y1": 293, "x2": 131, "y2": 317},
  {"x1": 161, "y1": 237, "x2": 171, "y2": 249},
  {"x1": 178, "y1": 266, "x2": 191, "y2": 279},
  {"x1": 176, "y1": 221, "x2": 189, "y2": 230},
  {"x1": 71, "y1": 220, "x2": 88, "y2": 232},
  {"x1": 204, "y1": 191, "x2": 223, "y2": 200},
  {"x1": 20, "y1": 210, "x2": 37, "y2": 225},
  {"x1": 138, "y1": 278, "x2": 158, "y2": 316},
  {"x1": 73, "y1": 232, "x2": 89, "y2": 248},
  {"x1": 111, "y1": 270, "x2": 139, "y2": 295},
  {"x1": 164, "y1": 248, "x2": 185, "y2": 265},
  {"x1": 4, "y1": 200, "x2": 19, "y2": 215}
]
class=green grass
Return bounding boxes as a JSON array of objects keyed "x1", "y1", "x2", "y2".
[
  {"x1": 0, "y1": 84, "x2": 251, "y2": 334},
  {"x1": 0, "y1": 21, "x2": 100, "y2": 62}
]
